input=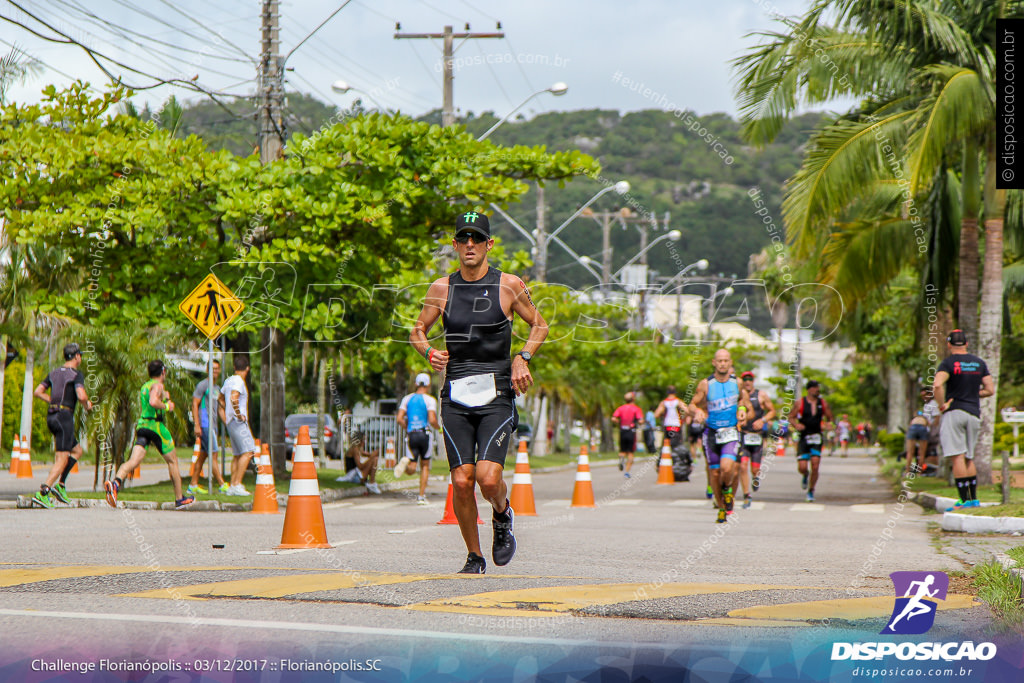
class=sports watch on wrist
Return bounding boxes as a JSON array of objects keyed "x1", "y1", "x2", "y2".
[{"x1": 516, "y1": 351, "x2": 532, "y2": 364}]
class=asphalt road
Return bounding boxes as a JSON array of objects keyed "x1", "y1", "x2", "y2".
[{"x1": 0, "y1": 447, "x2": 1006, "y2": 681}]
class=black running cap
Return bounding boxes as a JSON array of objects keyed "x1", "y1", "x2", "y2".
[
  {"x1": 455, "y1": 210, "x2": 490, "y2": 238},
  {"x1": 63, "y1": 343, "x2": 81, "y2": 360},
  {"x1": 947, "y1": 329, "x2": 968, "y2": 345},
  {"x1": 805, "y1": 380, "x2": 820, "y2": 389}
]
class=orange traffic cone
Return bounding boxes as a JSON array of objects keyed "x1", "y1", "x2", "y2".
[
  {"x1": 775, "y1": 437, "x2": 786, "y2": 458},
  {"x1": 509, "y1": 438, "x2": 537, "y2": 516},
  {"x1": 656, "y1": 437, "x2": 675, "y2": 485},
  {"x1": 252, "y1": 443, "x2": 279, "y2": 514},
  {"x1": 571, "y1": 444, "x2": 595, "y2": 508},
  {"x1": 277, "y1": 426, "x2": 330, "y2": 548},
  {"x1": 9, "y1": 435, "x2": 20, "y2": 476},
  {"x1": 437, "y1": 474, "x2": 484, "y2": 525},
  {"x1": 384, "y1": 437, "x2": 396, "y2": 470},
  {"x1": 17, "y1": 435, "x2": 33, "y2": 479},
  {"x1": 190, "y1": 437, "x2": 201, "y2": 478}
]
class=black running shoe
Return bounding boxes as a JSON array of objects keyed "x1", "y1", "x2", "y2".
[
  {"x1": 458, "y1": 552, "x2": 486, "y2": 574},
  {"x1": 752, "y1": 476, "x2": 760, "y2": 492},
  {"x1": 801, "y1": 472, "x2": 809, "y2": 490},
  {"x1": 618, "y1": 457, "x2": 624, "y2": 471},
  {"x1": 492, "y1": 500, "x2": 516, "y2": 566}
]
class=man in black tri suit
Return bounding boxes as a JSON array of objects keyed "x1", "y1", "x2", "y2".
[
  {"x1": 31, "y1": 343, "x2": 93, "y2": 508},
  {"x1": 411, "y1": 210, "x2": 548, "y2": 574},
  {"x1": 789, "y1": 380, "x2": 833, "y2": 502},
  {"x1": 738, "y1": 370, "x2": 775, "y2": 508}
]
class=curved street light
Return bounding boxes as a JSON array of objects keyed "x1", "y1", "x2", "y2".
[
  {"x1": 331, "y1": 79, "x2": 388, "y2": 111},
  {"x1": 477, "y1": 82, "x2": 569, "y2": 141},
  {"x1": 612, "y1": 229, "x2": 682, "y2": 283}
]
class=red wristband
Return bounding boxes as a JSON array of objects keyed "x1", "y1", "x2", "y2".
[{"x1": 427, "y1": 349, "x2": 436, "y2": 364}]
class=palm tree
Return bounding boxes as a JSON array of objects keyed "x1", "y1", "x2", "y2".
[
  {"x1": 0, "y1": 46, "x2": 41, "y2": 106},
  {"x1": 733, "y1": 0, "x2": 1023, "y2": 483}
]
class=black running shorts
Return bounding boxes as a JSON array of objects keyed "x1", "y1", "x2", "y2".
[
  {"x1": 441, "y1": 396, "x2": 518, "y2": 470},
  {"x1": 46, "y1": 409, "x2": 78, "y2": 452},
  {"x1": 407, "y1": 429, "x2": 431, "y2": 461},
  {"x1": 134, "y1": 427, "x2": 174, "y2": 455},
  {"x1": 618, "y1": 428, "x2": 637, "y2": 454}
]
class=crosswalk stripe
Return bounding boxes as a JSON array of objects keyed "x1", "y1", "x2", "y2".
[
  {"x1": 788, "y1": 503, "x2": 825, "y2": 511},
  {"x1": 668, "y1": 500, "x2": 711, "y2": 507},
  {"x1": 849, "y1": 504, "x2": 886, "y2": 514},
  {"x1": 607, "y1": 499, "x2": 643, "y2": 506},
  {"x1": 352, "y1": 501, "x2": 402, "y2": 510}
]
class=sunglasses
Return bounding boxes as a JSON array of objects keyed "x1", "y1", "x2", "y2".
[{"x1": 454, "y1": 231, "x2": 487, "y2": 244}]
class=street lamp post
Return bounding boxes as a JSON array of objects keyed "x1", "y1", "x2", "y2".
[
  {"x1": 477, "y1": 83, "x2": 568, "y2": 141},
  {"x1": 663, "y1": 259, "x2": 710, "y2": 337},
  {"x1": 706, "y1": 284, "x2": 735, "y2": 339},
  {"x1": 330, "y1": 80, "x2": 389, "y2": 111}
]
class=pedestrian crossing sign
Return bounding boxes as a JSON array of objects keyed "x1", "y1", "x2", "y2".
[{"x1": 178, "y1": 273, "x2": 245, "y2": 339}]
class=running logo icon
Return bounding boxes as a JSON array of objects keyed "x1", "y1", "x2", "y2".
[{"x1": 882, "y1": 571, "x2": 948, "y2": 634}]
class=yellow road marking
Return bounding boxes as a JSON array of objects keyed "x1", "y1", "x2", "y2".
[
  {"x1": 727, "y1": 594, "x2": 981, "y2": 622},
  {"x1": 0, "y1": 566, "x2": 240, "y2": 589},
  {"x1": 408, "y1": 583, "x2": 812, "y2": 614},
  {"x1": 120, "y1": 572, "x2": 473, "y2": 600},
  {"x1": 691, "y1": 617, "x2": 804, "y2": 628}
]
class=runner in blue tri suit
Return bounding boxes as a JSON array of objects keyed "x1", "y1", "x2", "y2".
[{"x1": 689, "y1": 349, "x2": 753, "y2": 523}]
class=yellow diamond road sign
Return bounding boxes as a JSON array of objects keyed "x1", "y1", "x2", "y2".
[{"x1": 178, "y1": 273, "x2": 245, "y2": 340}]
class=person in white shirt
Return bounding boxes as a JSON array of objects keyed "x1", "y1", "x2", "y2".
[
  {"x1": 395, "y1": 373, "x2": 440, "y2": 504},
  {"x1": 218, "y1": 355, "x2": 257, "y2": 496}
]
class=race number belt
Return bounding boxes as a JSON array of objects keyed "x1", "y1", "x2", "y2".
[
  {"x1": 742, "y1": 432, "x2": 763, "y2": 446},
  {"x1": 804, "y1": 433, "x2": 822, "y2": 445},
  {"x1": 714, "y1": 427, "x2": 738, "y2": 444},
  {"x1": 449, "y1": 373, "x2": 497, "y2": 408}
]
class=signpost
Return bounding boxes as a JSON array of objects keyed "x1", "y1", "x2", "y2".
[
  {"x1": 1000, "y1": 409, "x2": 1024, "y2": 504},
  {"x1": 179, "y1": 274, "x2": 245, "y2": 494}
]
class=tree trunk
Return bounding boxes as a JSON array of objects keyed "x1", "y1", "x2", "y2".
[
  {"x1": 18, "y1": 344, "x2": 35, "y2": 458},
  {"x1": 975, "y1": 138, "x2": 1006, "y2": 486},
  {"x1": 958, "y1": 140, "x2": 981, "y2": 342},
  {"x1": 885, "y1": 365, "x2": 908, "y2": 433},
  {"x1": 317, "y1": 357, "x2": 327, "y2": 463},
  {"x1": 0, "y1": 336, "x2": 6, "y2": 451},
  {"x1": 261, "y1": 328, "x2": 287, "y2": 477}
]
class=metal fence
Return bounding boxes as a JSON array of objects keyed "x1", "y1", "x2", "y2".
[{"x1": 341, "y1": 413, "x2": 442, "y2": 462}]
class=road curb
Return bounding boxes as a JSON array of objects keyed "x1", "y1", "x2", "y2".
[
  {"x1": 941, "y1": 511, "x2": 1024, "y2": 534},
  {"x1": 910, "y1": 491, "x2": 1000, "y2": 513}
]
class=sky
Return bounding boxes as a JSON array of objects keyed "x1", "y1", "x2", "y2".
[{"x1": 0, "y1": 0, "x2": 816, "y2": 120}]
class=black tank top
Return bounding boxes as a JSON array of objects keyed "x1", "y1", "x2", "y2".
[
  {"x1": 742, "y1": 391, "x2": 764, "y2": 432},
  {"x1": 442, "y1": 267, "x2": 512, "y2": 391},
  {"x1": 44, "y1": 367, "x2": 84, "y2": 409},
  {"x1": 800, "y1": 396, "x2": 825, "y2": 434}
]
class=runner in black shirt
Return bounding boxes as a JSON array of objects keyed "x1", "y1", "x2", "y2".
[
  {"x1": 789, "y1": 380, "x2": 833, "y2": 502},
  {"x1": 30, "y1": 343, "x2": 93, "y2": 507},
  {"x1": 932, "y1": 330, "x2": 994, "y2": 510},
  {"x1": 411, "y1": 211, "x2": 548, "y2": 574}
]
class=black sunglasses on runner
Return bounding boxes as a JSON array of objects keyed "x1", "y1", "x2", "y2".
[{"x1": 454, "y1": 231, "x2": 486, "y2": 244}]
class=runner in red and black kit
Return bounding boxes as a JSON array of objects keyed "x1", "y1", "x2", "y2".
[
  {"x1": 611, "y1": 392, "x2": 644, "y2": 478},
  {"x1": 30, "y1": 343, "x2": 93, "y2": 507},
  {"x1": 789, "y1": 380, "x2": 833, "y2": 502},
  {"x1": 411, "y1": 211, "x2": 548, "y2": 574}
]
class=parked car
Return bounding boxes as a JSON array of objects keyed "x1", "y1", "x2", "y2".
[
  {"x1": 516, "y1": 422, "x2": 533, "y2": 448},
  {"x1": 285, "y1": 413, "x2": 342, "y2": 459}
]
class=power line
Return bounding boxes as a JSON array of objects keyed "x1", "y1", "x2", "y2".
[
  {"x1": 151, "y1": 0, "x2": 256, "y2": 65},
  {"x1": 474, "y1": 39, "x2": 513, "y2": 110},
  {"x1": 285, "y1": 0, "x2": 354, "y2": 61}
]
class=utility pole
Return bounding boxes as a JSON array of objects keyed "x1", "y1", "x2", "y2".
[
  {"x1": 394, "y1": 24, "x2": 504, "y2": 126},
  {"x1": 259, "y1": 0, "x2": 286, "y2": 473}
]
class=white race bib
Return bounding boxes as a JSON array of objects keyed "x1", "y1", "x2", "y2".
[
  {"x1": 805, "y1": 433, "x2": 822, "y2": 445},
  {"x1": 743, "y1": 432, "x2": 762, "y2": 446},
  {"x1": 449, "y1": 373, "x2": 497, "y2": 408},
  {"x1": 715, "y1": 427, "x2": 738, "y2": 444}
]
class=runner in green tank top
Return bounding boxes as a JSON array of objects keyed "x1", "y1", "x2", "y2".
[{"x1": 104, "y1": 360, "x2": 194, "y2": 509}]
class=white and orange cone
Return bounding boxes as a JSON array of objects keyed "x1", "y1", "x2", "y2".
[
  {"x1": 277, "y1": 426, "x2": 330, "y2": 548},
  {"x1": 570, "y1": 444, "x2": 595, "y2": 508},
  {"x1": 16, "y1": 434, "x2": 33, "y2": 479},
  {"x1": 656, "y1": 437, "x2": 675, "y2": 485},
  {"x1": 189, "y1": 436, "x2": 202, "y2": 478},
  {"x1": 252, "y1": 442, "x2": 279, "y2": 514},
  {"x1": 775, "y1": 436, "x2": 786, "y2": 458},
  {"x1": 509, "y1": 437, "x2": 537, "y2": 516},
  {"x1": 437, "y1": 473, "x2": 484, "y2": 525},
  {"x1": 384, "y1": 437, "x2": 396, "y2": 470},
  {"x1": 9, "y1": 435, "x2": 20, "y2": 476}
]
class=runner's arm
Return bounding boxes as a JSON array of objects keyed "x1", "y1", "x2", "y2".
[
  {"x1": 192, "y1": 396, "x2": 203, "y2": 433},
  {"x1": 980, "y1": 374, "x2": 995, "y2": 399},
  {"x1": 428, "y1": 409, "x2": 439, "y2": 430},
  {"x1": 507, "y1": 274, "x2": 548, "y2": 396},
  {"x1": 150, "y1": 381, "x2": 169, "y2": 409},
  {"x1": 757, "y1": 392, "x2": 776, "y2": 430},
  {"x1": 33, "y1": 382, "x2": 50, "y2": 404},
  {"x1": 230, "y1": 390, "x2": 244, "y2": 422},
  {"x1": 788, "y1": 400, "x2": 804, "y2": 431},
  {"x1": 688, "y1": 381, "x2": 707, "y2": 420},
  {"x1": 396, "y1": 408, "x2": 407, "y2": 430},
  {"x1": 932, "y1": 371, "x2": 949, "y2": 411},
  {"x1": 75, "y1": 385, "x2": 93, "y2": 411},
  {"x1": 411, "y1": 278, "x2": 449, "y2": 373},
  {"x1": 654, "y1": 401, "x2": 665, "y2": 419}
]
